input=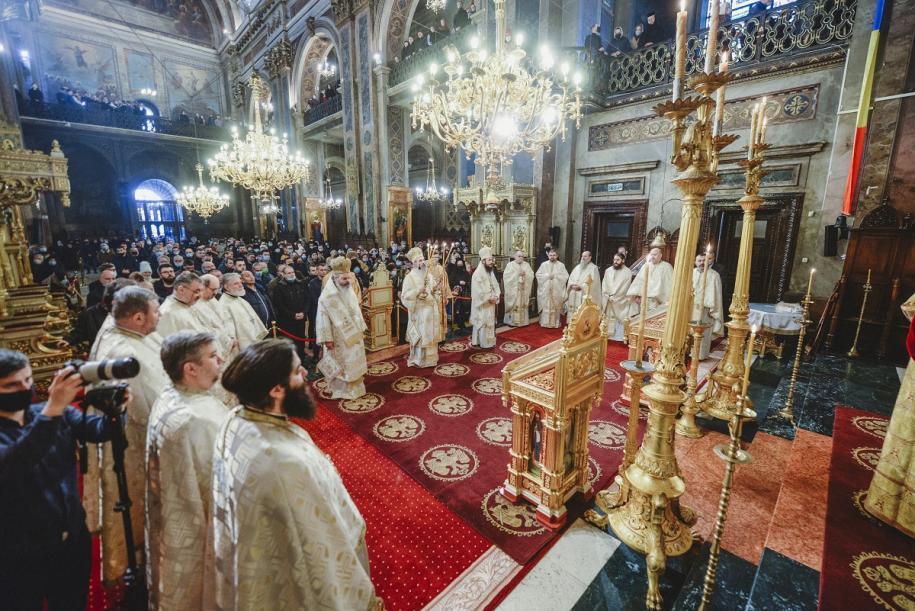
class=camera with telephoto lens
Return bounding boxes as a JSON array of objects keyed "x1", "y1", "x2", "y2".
[{"x1": 65, "y1": 358, "x2": 141, "y2": 417}]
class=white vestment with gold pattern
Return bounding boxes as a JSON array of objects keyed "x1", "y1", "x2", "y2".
[
  {"x1": 157, "y1": 295, "x2": 207, "y2": 338},
  {"x1": 209, "y1": 407, "x2": 380, "y2": 610},
  {"x1": 401, "y1": 268, "x2": 439, "y2": 368},
  {"x1": 145, "y1": 385, "x2": 228, "y2": 610},
  {"x1": 470, "y1": 266, "x2": 501, "y2": 348},
  {"x1": 566, "y1": 262, "x2": 601, "y2": 314},
  {"x1": 627, "y1": 260, "x2": 674, "y2": 313},
  {"x1": 602, "y1": 266, "x2": 634, "y2": 341},
  {"x1": 691, "y1": 267, "x2": 724, "y2": 359},
  {"x1": 90, "y1": 326, "x2": 169, "y2": 583},
  {"x1": 219, "y1": 293, "x2": 268, "y2": 350},
  {"x1": 316, "y1": 278, "x2": 368, "y2": 399},
  {"x1": 535, "y1": 260, "x2": 569, "y2": 328},
  {"x1": 503, "y1": 260, "x2": 534, "y2": 327}
]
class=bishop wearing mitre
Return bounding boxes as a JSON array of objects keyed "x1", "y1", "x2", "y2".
[
  {"x1": 91, "y1": 287, "x2": 170, "y2": 584},
  {"x1": 219, "y1": 272, "x2": 268, "y2": 350},
  {"x1": 427, "y1": 248, "x2": 450, "y2": 341},
  {"x1": 401, "y1": 247, "x2": 439, "y2": 367},
  {"x1": 471, "y1": 247, "x2": 501, "y2": 348},
  {"x1": 535, "y1": 249, "x2": 569, "y2": 328},
  {"x1": 691, "y1": 253, "x2": 724, "y2": 359},
  {"x1": 503, "y1": 250, "x2": 534, "y2": 327},
  {"x1": 602, "y1": 252, "x2": 634, "y2": 341},
  {"x1": 146, "y1": 331, "x2": 227, "y2": 610},
  {"x1": 317, "y1": 257, "x2": 368, "y2": 399},
  {"x1": 627, "y1": 247, "x2": 674, "y2": 313},
  {"x1": 567, "y1": 251, "x2": 601, "y2": 314},
  {"x1": 156, "y1": 272, "x2": 206, "y2": 338}
]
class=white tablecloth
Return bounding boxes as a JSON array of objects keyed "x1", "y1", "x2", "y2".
[{"x1": 748, "y1": 302, "x2": 802, "y2": 334}]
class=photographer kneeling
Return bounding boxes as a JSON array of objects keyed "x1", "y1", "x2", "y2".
[{"x1": 0, "y1": 350, "x2": 120, "y2": 610}]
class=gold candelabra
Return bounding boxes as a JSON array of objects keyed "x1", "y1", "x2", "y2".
[
  {"x1": 779, "y1": 284, "x2": 813, "y2": 423},
  {"x1": 593, "y1": 68, "x2": 735, "y2": 609},
  {"x1": 677, "y1": 320, "x2": 708, "y2": 438},
  {"x1": 698, "y1": 102, "x2": 768, "y2": 423},
  {"x1": 847, "y1": 268, "x2": 872, "y2": 358},
  {"x1": 699, "y1": 326, "x2": 757, "y2": 608}
]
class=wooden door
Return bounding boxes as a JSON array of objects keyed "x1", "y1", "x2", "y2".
[{"x1": 582, "y1": 201, "x2": 648, "y2": 269}]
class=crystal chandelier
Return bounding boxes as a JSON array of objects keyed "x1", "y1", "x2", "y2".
[
  {"x1": 414, "y1": 156, "x2": 448, "y2": 202},
  {"x1": 320, "y1": 173, "x2": 343, "y2": 209},
  {"x1": 426, "y1": 0, "x2": 446, "y2": 13},
  {"x1": 208, "y1": 74, "x2": 311, "y2": 206},
  {"x1": 177, "y1": 163, "x2": 230, "y2": 220},
  {"x1": 411, "y1": 0, "x2": 583, "y2": 176},
  {"x1": 318, "y1": 60, "x2": 336, "y2": 79}
]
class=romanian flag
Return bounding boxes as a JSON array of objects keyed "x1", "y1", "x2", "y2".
[{"x1": 841, "y1": 0, "x2": 886, "y2": 216}]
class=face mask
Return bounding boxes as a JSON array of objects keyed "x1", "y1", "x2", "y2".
[
  {"x1": 0, "y1": 387, "x2": 34, "y2": 413},
  {"x1": 284, "y1": 274, "x2": 296, "y2": 281}
]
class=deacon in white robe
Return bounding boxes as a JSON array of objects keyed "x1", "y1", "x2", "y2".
[
  {"x1": 567, "y1": 251, "x2": 602, "y2": 314},
  {"x1": 90, "y1": 287, "x2": 170, "y2": 584},
  {"x1": 691, "y1": 254, "x2": 725, "y2": 359},
  {"x1": 193, "y1": 274, "x2": 238, "y2": 359},
  {"x1": 401, "y1": 248, "x2": 439, "y2": 367},
  {"x1": 427, "y1": 250, "x2": 450, "y2": 342},
  {"x1": 602, "y1": 252, "x2": 635, "y2": 341},
  {"x1": 503, "y1": 251, "x2": 534, "y2": 327},
  {"x1": 535, "y1": 249, "x2": 569, "y2": 328},
  {"x1": 220, "y1": 272, "x2": 268, "y2": 350},
  {"x1": 627, "y1": 247, "x2": 674, "y2": 313},
  {"x1": 156, "y1": 272, "x2": 206, "y2": 338},
  {"x1": 316, "y1": 257, "x2": 368, "y2": 399},
  {"x1": 211, "y1": 340, "x2": 380, "y2": 610},
  {"x1": 470, "y1": 247, "x2": 501, "y2": 348},
  {"x1": 145, "y1": 332, "x2": 227, "y2": 611}
]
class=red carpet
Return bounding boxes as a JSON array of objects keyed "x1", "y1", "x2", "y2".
[
  {"x1": 820, "y1": 407, "x2": 915, "y2": 611},
  {"x1": 314, "y1": 325, "x2": 635, "y2": 565}
]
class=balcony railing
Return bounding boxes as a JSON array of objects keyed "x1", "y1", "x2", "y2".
[
  {"x1": 389, "y1": 26, "x2": 478, "y2": 88},
  {"x1": 591, "y1": 0, "x2": 856, "y2": 98},
  {"x1": 303, "y1": 94, "x2": 343, "y2": 126},
  {"x1": 19, "y1": 101, "x2": 230, "y2": 140}
]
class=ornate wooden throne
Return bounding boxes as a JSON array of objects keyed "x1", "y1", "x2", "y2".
[{"x1": 500, "y1": 288, "x2": 608, "y2": 528}]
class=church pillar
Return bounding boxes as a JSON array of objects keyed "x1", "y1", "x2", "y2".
[
  {"x1": 374, "y1": 65, "x2": 392, "y2": 242},
  {"x1": 336, "y1": 10, "x2": 362, "y2": 235},
  {"x1": 354, "y1": 7, "x2": 379, "y2": 239}
]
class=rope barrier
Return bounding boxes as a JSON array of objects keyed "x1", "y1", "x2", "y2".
[{"x1": 271, "y1": 321, "x2": 316, "y2": 344}]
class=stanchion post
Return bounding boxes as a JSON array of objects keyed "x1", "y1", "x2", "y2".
[{"x1": 271, "y1": 320, "x2": 277, "y2": 338}]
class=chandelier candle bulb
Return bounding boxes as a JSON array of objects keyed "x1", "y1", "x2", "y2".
[
  {"x1": 673, "y1": 0, "x2": 687, "y2": 101},
  {"x1": 705, "y1": 0, "x2": 720, "y2": 74},
  {"x1": 636, "y1": 262, "x2": 651, "y2": 368}
]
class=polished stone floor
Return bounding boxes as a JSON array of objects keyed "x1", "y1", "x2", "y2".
[{"x1": 499, "y1": 345, "x2": 902, "y2": 610}]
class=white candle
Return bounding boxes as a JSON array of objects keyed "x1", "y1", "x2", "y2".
[
  {"x1": 806, "y1": 268, "x2": 815, "y2": 296},
  {"x1": 748, "y1": 103, "x2": 759, "y2": 160},
  {"x1": 705, "y1": 0, "x2": 720, "y2": 74},
  {"x1": 673, "y1": 0, "x2": 688, "y2": 101},
  {"x1": 636, "y1": 263, "x2": 651, "y2": 366}
]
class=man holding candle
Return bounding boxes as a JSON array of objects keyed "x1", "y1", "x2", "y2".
[
  {"x1": 692, "y1": 252, "x2": 724, "y2": 359},
  {"x1": 626, "y1": 247, "x2": 674, "y2": 313},
  {"x1": 602, "y1": 253, "x2": 635, "y2": 341},
  {"x1": 566, "y1": 251, "x2": 602, "y2": 314}
]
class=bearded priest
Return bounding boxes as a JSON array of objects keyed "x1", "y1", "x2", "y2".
[
  {"x1": 211, "y1": 340, "x2": 381, "y2": 610},
  {"x1": 503, "y1": 250, "x2": 534, "y2": 327},
  {"x1": 691, "y1": 253, "x2": 724, "y2": 359},
  {"x1": 535, "y1": 249, "x2": 569, "y2": 328},
  {"x1": 471, "y1": 247, "x2": 501, "y2": 348},
  {"x1": 146, "y1": 331, "x2": 227, "y2": 610},
  {"x1": 219, "y1": 273, "x2": 268, "y2": 350},
  {"x1": 316, "y1": 257, "x2": 368, "y2": 399},
  {"x1": 602, "y1": 252, "x2": 635, "y2": 341},
  {"x1": 401, "y1": 248, "x2": 439, "y2": 367},
  {"x1": 567, "y1": 251, "x2": 601, "y2": 314}
]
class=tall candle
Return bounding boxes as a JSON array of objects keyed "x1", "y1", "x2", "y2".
[
  {"x1": 673, "y1": 0, "x2": 688, "y2": 101},
  {"x1": 705, "y1": 0, "x2": 720, "y2": 74},
  {"x1": 748, "y1": 103, "x2": 758, "y2": 160},
  {"x1": 866, "y1": 268, "x2": 872, "y2": 286},
  {"x1": 698, "y1": 244, "x2": 711, "y2": 321},
  {"x1": 806, "y1": 268, "x2": 815, "y2": 296},
  {"x1": 636, "y1": 262, "x2": 651, "y2": 367},
  {"x1": 742, "y1": 324, "x2": 757, "y2": 398}
]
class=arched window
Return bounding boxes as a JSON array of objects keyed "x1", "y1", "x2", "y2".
[{"x1": 134, "y1": 179, "x2": 186, "y2": 240}]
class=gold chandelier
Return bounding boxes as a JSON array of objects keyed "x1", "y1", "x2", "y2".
[
  {"x1": 411, "y1": 0, "x2": 582, "y2": 175},
  {"x1": 318, "y1": 60, "x2": 336, "y2": 79},
  {"x1": 177, "y1": 163, "x2": 230, "y2": 220},
  {"x1": 208, "y1": 74, "x2": 311, "y2": 206},
  {"x1": 426, "y1": 0, "x2": 446, "y2": 13},
  {"x1": 414, "y1": 156, "x2": 448, "y2": 202},
  {"x1": 320, "y1": 172, "x2": 343, "y2": 209}
]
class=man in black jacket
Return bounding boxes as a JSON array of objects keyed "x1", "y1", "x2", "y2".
[
  {"x1": 0, "y1": 350, "x2": 118, "y2": 610},
  {"x1": 306, "y1": 263, "x2": 326, "y2": 359},
  {"x1": 85, "y1": 264, "x2": 117, "y2": 308},
  {"x1": 272, "y1": 267, "x2": 313, "y2": 361}
]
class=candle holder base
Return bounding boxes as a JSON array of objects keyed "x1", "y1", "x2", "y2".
[
  {"x1": 777, "y1": 406, "x2": 795, "y2": 424},
  {"x1": 847, "y1": 346, "x2": 860, "y2": 359},
  {"x1": 688, "y1": 71, "x2": 733, "y2": 97},
  {"x1": 713, "y1": 443, "x2": 752, "y2": 464}
]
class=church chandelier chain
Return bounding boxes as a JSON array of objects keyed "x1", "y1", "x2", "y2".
[
  {"x1": 320, "y1": 172, "x2": 343, "y2": 210},
  {"x1": 410, "y1": 0, "x2": 583, "y2": 176},
  {"x1": 415, "y1": 156, "x2": 448, "y2": 203},
  {"x1": 177, "y1": 162, "x2": 230, "y2": 220},
  {"x1": 208, "y1": 74, "x2": 311, "y2": 206}
]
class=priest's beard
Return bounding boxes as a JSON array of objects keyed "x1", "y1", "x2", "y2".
[
  {"x1": 613, "y1": 262, "x2": 622, "y2": 269},
  {"x1": 484, "y1": 262, "x2": 494, "y2": 272},
  {"x1": 282, "y1": 382, "x2": 317, "y2": 420}
]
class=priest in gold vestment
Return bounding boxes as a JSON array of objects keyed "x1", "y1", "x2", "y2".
[
  {"x1": 470, "y1": 247, "x2": 501, "y2": 348},
  {"x1": 90, "y1": 287, "x2": 169, "y2": 583},
  {"x1": 864, "y1": 292, "x2": 915, "y2": 538},
  {"x1": 535, "y1": 249, "x2": 568, "y2": 328},
  {"x1": 219, "y1": 273, "x2": 268, "y2": 350},
  {"x1": 156, "y1": 272, "x2": 206, "y2": 338},
  {"x1": 193, "y1": 274, "x2": 238, "y2": 360},
  {"x1": 567, "y1": 251, "x2": 602, "y2": 314},
  {"x1": 145, "y1": 332, "x2": 227, "y2": 610},
  {"x1": 503, "y1": 250, "x2": 534, "y2": 327},
  {"x1": 316, "y1": 257, "x2": 368, "y2": 399},
  {"x1": 211, "y1": 340, "x2": 380, "y2": 610},
  {"x1": 428, "y1": 248, "x2": 450, "y2": 341},
  {"x1": 401, "y1": 248, "x2": 439, "y2": 368},
  {"x1": 601, "y1": 253, "x2": 634, "y2": 341}
]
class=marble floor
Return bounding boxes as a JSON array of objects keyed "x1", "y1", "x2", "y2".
[{"x1": 494, "y1": 346, "x2": 902, "y2": 611}]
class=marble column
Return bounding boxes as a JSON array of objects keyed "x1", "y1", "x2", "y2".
[
  {"x1": 354, "y1": 8, "x2": 379, "y2": 237},
  {"x1": 338, "y1": 19, "x2": 362, "y2": 234},
  {"x1": 374, "y1": 65, "x2": 391, "y2": 241}
]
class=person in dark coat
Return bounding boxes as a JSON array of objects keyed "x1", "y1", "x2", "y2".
[
  {"x1": 272, "y1": 268, "x2": 313, "y2": 361},
  {"x1": 306, "y1": 263, "x2": 326, "y2": 359},
  {"x1": 85, "y1": 264, "x2": 117, "y2": 308}
]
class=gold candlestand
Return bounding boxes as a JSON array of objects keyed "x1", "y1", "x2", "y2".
[
  {"x1": 596, "y1": 69, "x2": 735, "y2": 610},
  {"x1": 847, "y1": 270, "x2": 872, "y2": 358},
  {"x1": 677, "y1": 321, "x2": 708, "y2": 438},
  {"x1": 698, "y1": 392, "x2": 756, "y2": 609},
  {"x1": 779, "y1": 291, "x2": 813, "y2": 423},
  {"x1": 698, "y1": 138, "x2": 768, "y2": 423}
]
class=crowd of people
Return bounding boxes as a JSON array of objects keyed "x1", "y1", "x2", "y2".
[
  {"x1": 306, "y1": 79, "x2": 342, "y2": 109},
  {"x1": 396, "y1": 0, "x2": 475, "y2": 63}
]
